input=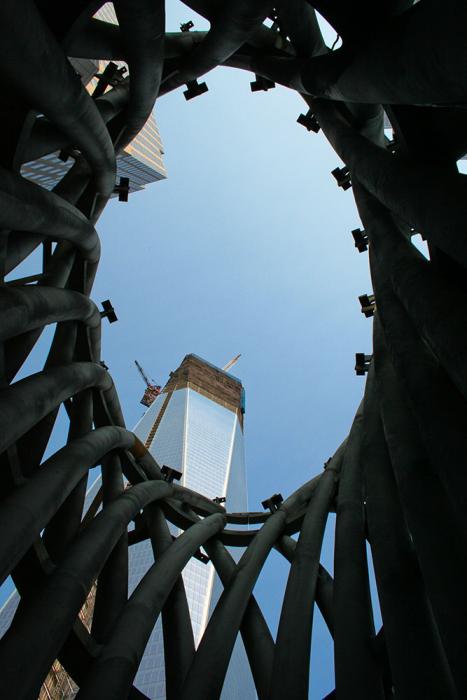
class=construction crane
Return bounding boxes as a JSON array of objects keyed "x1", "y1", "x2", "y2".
[
  {"x1": 135, "y1": 360, "x2": 162, "y2": 407},
  {"x1": 222, "y1": 354, "x2": 241, "y2": 372}
]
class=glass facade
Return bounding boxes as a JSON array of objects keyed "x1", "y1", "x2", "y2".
[{"x1": 129, "y1": 372, "x2": 256, "y2": 699}]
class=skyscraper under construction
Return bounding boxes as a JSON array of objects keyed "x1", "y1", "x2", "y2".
[{"x1": 128, "y1": 354, "x2": 255, "y2": 698}]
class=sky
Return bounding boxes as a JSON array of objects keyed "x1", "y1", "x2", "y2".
[{"x1": 0, "y1": 5, "x2": 381, "y2": 698}]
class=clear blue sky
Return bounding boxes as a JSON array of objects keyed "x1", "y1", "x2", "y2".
[{"x1": 1, "y1": 6, "x2": 379, "y2": 697}]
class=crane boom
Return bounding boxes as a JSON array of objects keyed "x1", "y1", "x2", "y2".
[
  {"x1": 135, "y1": 360, "x2": 151, "y2": 387},
  {"x1": 135, "y1": 360, "x2": 162, "y2": 407}
]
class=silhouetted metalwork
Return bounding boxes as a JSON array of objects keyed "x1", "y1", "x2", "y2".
[{"x1": 0, "y1": 1, "x2": 466, "y2": 698}]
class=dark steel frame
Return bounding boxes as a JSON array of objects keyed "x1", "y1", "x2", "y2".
[{"x1": 1, "y1": 1, "x2": 466, "y2": 698}]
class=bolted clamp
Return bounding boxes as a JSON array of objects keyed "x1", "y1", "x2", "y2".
[
  {"x1": 355, "y1": 353, "x2": 372, "y2": 376},
  {"x1": 250, "y1": 75, "x2": 275, "y2": 92},
  {"x1": 358, "y1": 293, "x2": 376, "y2": 318},
  {"x1": 351, "y1": 228, "x2": 369, "y2": 253},
  {"x1": 261, "y1": 493, "x2": 283, "y2": 513},
  {"x1": 297, "y1": 110, "x2": 320, "y2": 133},
  {"x1": 180, "y1": 20, "x2": 194, "y2": 32},
  {"x1": 100, "y1": 299, "x2": 117, "y2": 323},
  {"x1": 114, "y1": 176, "x2": 130, "y2": 202},
  {"x1": 161, "y1": 465, "x2": 183, "y2": 483},
  {"x1": 331, "y1": 166, "x2": 351, "y2": 190},
  {"x1": 184, "y1": 79, "x2": 209, "y2": 100},
  {"x1": 93, "y1": 62, "x2": 127, "y2": 99},
  {"x1": 213, "y1": 496, "x2": 226, "y2": 504}
]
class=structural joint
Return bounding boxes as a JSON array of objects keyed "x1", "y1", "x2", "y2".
[
  {"x1": 351, "y1": 228, "x2": 368, "y2": 252},
  {"x1": 184, "y1": 80, "x2": 208, "y2": 100},
  {"x1": 358, "y1": 293, "x2": 376, "y2": 318},
  {"x1": 331, "y1": 166, "x2": 351, "y2": 190},
  {"x1": 250, "y1": 75, "x2": 275, "y2": 92},
  {"x1": 297, "y1": 110, "x2": 320, "y2": 133},
  {"x1": 100, "y1": 300, "x2": 117, "y2": 323},
  {"x1": 161, "y1": 465, "x2": 183, "y2": 483},
  {"x1": 355, "y1": 353, "x2": 372, "y2": 376},
  {"x1": 261, "y1": 493, "x2": 283, "y2": 512}
]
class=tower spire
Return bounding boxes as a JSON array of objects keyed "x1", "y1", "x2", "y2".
[{"x1": 222, "y1": 354, "x2": 241, "y2": 372}]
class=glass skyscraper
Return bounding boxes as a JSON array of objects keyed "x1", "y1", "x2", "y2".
[{"x1": 129, "y1": 353, "x2": 256, "y2": 699}]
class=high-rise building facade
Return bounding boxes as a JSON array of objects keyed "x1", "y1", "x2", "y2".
[
  {"x1": 21, "y1": 3, "x2": 167, "y2": 196},
  {"x1": 128, "y1": 353, "x2": 256, "y2": 699}
]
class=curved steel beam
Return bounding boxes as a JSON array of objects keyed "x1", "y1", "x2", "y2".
[
  {"x1": 0, "y1": 285, "x2": 100, "y2": 343},
  {"x1": 0, "y1": 165, "x2": 100, "y2": 262},
  {"x1": 0, "y1": 426, "x2": 136, "y2": 584},
  {"x1": 0, "y1": 481, "x2": 174, "y2": 700},
  {"x1": 77, "y1": 513, "x2": 226, "y2": 700},
  {"x1": 160, "y1": 0, "x2": 272, "y2": 95},
  {"x1": 333, "y1": 391, "x2": 384, "y2": 698},
  {"x1": 179, "y1": 476, "x2": 324, "y2": 699},
  {"x1": 0, "y1": 362, "x2": 113, "y2": 452},
  {"x1": 374, "y1": 314, "x2": 467, "y2": 697},
  {"x1": 180, "y1": 509, "x2": 287, "y2": 700},
  {"x1": 143, "y1": 502, "x2": 195, "y2": 699},
  {"x1": 361, "y1": 364, "x2": 457, "y2": 698},
  {"x1": 270, "y1": 458, "x2": 340, "y2": 698},
  {"x1": 354, "y1": 183, "x2": 467, "y2": 530},
  {"x1": 252, "y1": 2, "x2": 466, "y2": 106},
  {"x1": 0, "y1": 0, "x2": 116, "y2": 197},
  {"x1": 204, "y1": 537, "x2": 275, "y2": 700},
  {"x1": 90, "y1": 452, "x2": 129, "y2": 644},
  {"x1": 112, "y1": 0, "x2": 165, "y2": 149},
  {"x1": 311, "y1": 99, "x2": 467, "y2": 269}
]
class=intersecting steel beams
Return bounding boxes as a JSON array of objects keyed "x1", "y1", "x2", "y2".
[{"x1": 77, "y1": 513, "x2": 226, "y2": 700}]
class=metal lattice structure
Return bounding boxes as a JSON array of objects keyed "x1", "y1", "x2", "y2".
[{"x1": 0, "y1": 1, "x2": 466, "y2": 698}]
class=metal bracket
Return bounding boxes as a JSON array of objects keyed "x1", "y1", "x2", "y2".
[
  {"x1": 180, "y1": 20, "x2": 194, "y2": 32},
  {"x1": 161, "y1": 465, "x2": 183, "y2": 483},
  {"x1": 114, "y1": 176, "x2": 130, "y2": 202},
  {"x1": 93, "y1": 61, "x2": 127, "y2": 99},
  {"x1": 351, "y1": 228, "x2": 369, "y2": 252},
  {"x1": 297, "y1": 110, "x2": 320, "y2": 133},
  {"x1": 358, "y1": 293, "x2": 376, "y2": 318},
  {"x1": 331, "y1": 166, "x2": 351, "y2": 190},
  {"x1": 100, "y1": 299, "x2": 118, "y2": 323},
  {"x1": 261, "y1": 493, "x2": 283, "y2": 512},
  {"x1": 184, "y1": 79, "x2": 209, "y2": 100},
  {"x1": 355, "y1": 353, "x2": 372, "y2": 376},
  {"x1": 250, "y1": 75, "x2": 275, "y2": 92}
]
